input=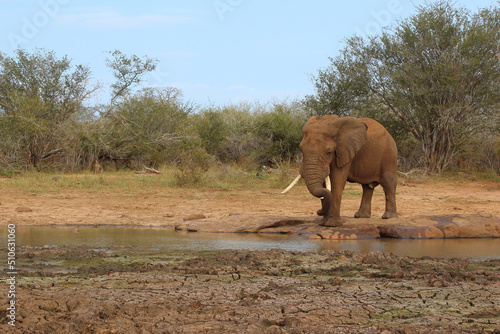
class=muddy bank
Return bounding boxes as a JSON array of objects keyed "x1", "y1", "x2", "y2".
[{"x1": 1, "y1": 246, "x2": 499, "y2": 333}]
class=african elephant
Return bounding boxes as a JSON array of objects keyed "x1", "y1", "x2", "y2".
[{"x1": 295, "y1": 115, "x2": 398, "y2": 227}]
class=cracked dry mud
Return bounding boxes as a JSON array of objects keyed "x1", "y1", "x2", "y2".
[
  {"x1": 1, "y1": 177, "x2": 499, "y2": 332},
  {"x1": 1, "y1": 246, "x2": 499, "y2": 333}
]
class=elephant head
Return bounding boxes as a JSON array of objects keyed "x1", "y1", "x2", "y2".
[{"x1": 299, "y1": 115, "x2": 368, "y2": 216}]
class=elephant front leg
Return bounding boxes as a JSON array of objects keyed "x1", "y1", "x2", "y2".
[
  {"x1": 320, "y1": 215, "x2": 344, "y2": 227},
  {"x1": 317, "y1": 197, "x2": 329, "y2": 216},
  {"x1": 319, "y1": 198, "x2": 344, "y2": 226},
  {"x1": 319, "y1": 171, "x2": 347, "y2": 227},
  {"x1": 317, "y1": 178, "x2": 331, "y2": 216}
]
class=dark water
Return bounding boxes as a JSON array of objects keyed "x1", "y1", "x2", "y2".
[{"x1": 1, "y1": 226, "x2": 500, "y2": 259}]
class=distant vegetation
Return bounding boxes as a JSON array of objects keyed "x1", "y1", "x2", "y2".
[{"x1": 0, "y1": 1, "x2": 499, "y2": 180}]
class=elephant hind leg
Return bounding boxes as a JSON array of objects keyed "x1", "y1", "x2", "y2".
[
  {"x1": 381, "y1": 175, "x2": 398, "y2": 219},
  {"x1": 355, "y1": 184, "x2": 374, "y2": 218}
]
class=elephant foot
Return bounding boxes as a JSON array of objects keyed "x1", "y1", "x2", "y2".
[
  {"x1": 319, "y1": 216, "x2": 344, "y2": 227},
  {"x1": 382, "y1": 211, "x2": 398, "y2": 219},
  {"x1": 354, "y1": 210, "x2": 371, "y2": 218}
]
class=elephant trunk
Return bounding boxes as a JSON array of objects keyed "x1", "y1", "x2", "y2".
[{"x1": 300, "y1": 164, "x2": 332, "y2": 215}]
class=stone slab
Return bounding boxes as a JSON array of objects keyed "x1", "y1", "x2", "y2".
[
  {"x1": 175, "y1": 213, "x2": 500, "y2": 240},
  {"x1": 174, "y1": 214, "x2": 310, "y2": 233},
  {"x1": 379, "y1": 214, "x2": 500, "y2": 239}
]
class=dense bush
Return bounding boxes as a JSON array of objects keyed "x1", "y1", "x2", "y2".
[
  {"x1": 1, "y1": 1, "x2": 499, "y2": 176},
  {"x1": 193, "y1": 101, "x2": 306, "y2": 169}
]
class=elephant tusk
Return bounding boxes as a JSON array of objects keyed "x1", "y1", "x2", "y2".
[
  {"x1": 281, "y1": 174, "x2": 331, "y2": 197},
  {"x1": 280, "y1": 174, "x2": 301, "y2": 194},
  {"x1": 320, "y1": 176, "x2": 331, "y2": 199}
]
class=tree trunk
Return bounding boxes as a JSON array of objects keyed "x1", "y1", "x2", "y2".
[{"x1": 421, "y1": 127, "x2": 454, "y2": 174}]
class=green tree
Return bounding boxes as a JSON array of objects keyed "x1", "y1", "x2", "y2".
[
  {"x1": 306, "y1": 1, "x2": 500, "y2": 173},
  {"x1": 72, "y1": 50, "x2": 161, "y2": 170},
  {"x1": 218, "y1": 103, "x2": 261, "y2": 165},
  {"x1": 194, "y1": 103, "x2": 262, "y2": 165},
  {"x1": 0, "y1": 48, "x2": 95, "y2": 171},
  {"x1": 97, "y1": 87, "x2": 193, "y2": 167},
  {"x1": 103, "y1": 50, "x2": 158, "y2": 117},
  {"x1": 195, "y1": 109, "x2": 230, "y2": 159},
  {"x1": 254, "y1": 100, "x2": 306, "y2": 166}
]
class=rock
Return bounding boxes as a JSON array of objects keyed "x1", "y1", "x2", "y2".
[
  {"x1": 318, "y1": 226, "x2": 380, "y2": 240},
  {"x1": 175, "y1": 213, "x2": 500, "y2": 239},
  {"x1": 16, "y1": 206, "x2": 32, "y2": 213},
  {"x1": 66, "y1": 298, "x2": 80, "y2": 312},
  {"x1": 176, "y1": 215, "x2": 380, "y2": 239},
  {"x1": 183, "y1": 214, "x2": 206, "y2": 221},
  {"x1": 437, "y1": 214, "x2": 500, "y2": 238},
  {"x1": 378, "y1": 225, "x2": 444, "y2": 239},
  {"x1": 177, "y1": 215, "x2": 306, "y2": 233},
  {"x1": 379, "y1": 214, "x2": 500, "y2": 239}
]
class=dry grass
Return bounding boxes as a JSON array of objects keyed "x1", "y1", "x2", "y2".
[
  {"x1": 0, "y1": 165, "x2": 299, "y2": 194},
  {"x1": 1, "y1": 165, "x2": 498, "y2": 196}
]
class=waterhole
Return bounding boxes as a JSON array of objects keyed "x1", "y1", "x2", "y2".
[{"x1": 1, "y1": 226, "x2": 499, "y2": 259}]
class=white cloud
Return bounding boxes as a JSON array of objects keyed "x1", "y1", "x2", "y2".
[{"x1": 56, "y1": 11, "x2": 196, "y2": 28}]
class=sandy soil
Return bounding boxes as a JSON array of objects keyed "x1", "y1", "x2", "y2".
[
  {"x1": 1, "y1": 177, "x2": 499, "y2": 227},
  {"x1": 1, "y1": 176, "x2": 499, "y2": 333}
]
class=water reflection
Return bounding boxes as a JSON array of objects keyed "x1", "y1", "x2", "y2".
[
  {"x1": 1, "y1": 226, "x2": 499, "y2": 259},
  {"x1": 317, "y1": 238, "x2": 500, "y2": 259},
  {"x1": 0, "y1": 226, "x2": 319, "y2": 252}
]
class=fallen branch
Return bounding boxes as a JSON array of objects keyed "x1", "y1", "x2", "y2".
[
  {"x1": 143, "y1": 166, "x2": 161, "y2": 174},
  {"x1": 397, "y1": 169, "x2": 429, "y2": 178},
  {"x1": 42, "y1": 148, "x2": 63, "y2": 160}
]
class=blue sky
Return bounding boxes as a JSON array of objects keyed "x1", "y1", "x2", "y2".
[{"x1": 0, "y1": 0, "x2": 497, "y2": 106}]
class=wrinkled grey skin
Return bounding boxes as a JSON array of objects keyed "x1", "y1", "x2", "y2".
[{"x1": 299, "y1": 115, "x2": 398, "y2": 227}]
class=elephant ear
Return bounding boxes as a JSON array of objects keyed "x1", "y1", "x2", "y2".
[
  {"x1": 305, "y1": 116, "x2": 320, "y2": 124},
  {"x1": 334, "y1": 117, "x2": 368, "y2": 168}
]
